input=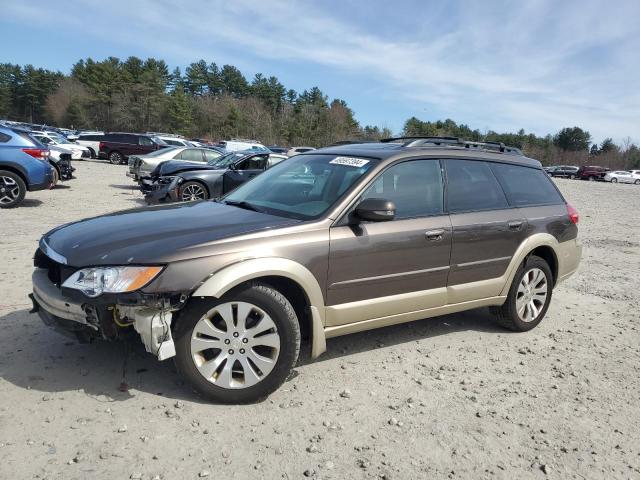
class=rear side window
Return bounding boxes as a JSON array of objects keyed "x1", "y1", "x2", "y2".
[
  {"x1": 490, "y1": 163, "x2": 564, "y2": 207},
  {"x1": 0, "y1": 132, "x2": 10, "y2": 143},
  {"x1": 445, "y1": 159, "x2": 509, "y2": 213}
]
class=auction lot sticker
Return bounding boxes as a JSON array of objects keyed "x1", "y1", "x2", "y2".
[{"x1": 330, "y1": 156, "x2": 370, "y2": 167}]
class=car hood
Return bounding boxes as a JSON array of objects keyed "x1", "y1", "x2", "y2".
[
  {"x1": 158, "y1": 161, "x2": 223, "y2": 176},
  {"x1": 41, "y1": 201, "x2": 300, "y2": 266}
]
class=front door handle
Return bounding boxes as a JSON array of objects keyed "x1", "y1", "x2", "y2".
[
  {"x1": 425, "y1": 229, "x2": 445, "y2": 241},
  {"x1": 508, "y1": 220, "x2": 524, "y2": 231}
]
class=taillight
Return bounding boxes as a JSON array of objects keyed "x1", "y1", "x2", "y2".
[
  {"x1": 567, "y1": 203, "x2": 579, "y2": 224},
  {"x1": 99, "y1": 142, "x2": 104, "y2": 150},
  {"x1": 22, "y1": 148, "x2": 49, "y2": 160}
]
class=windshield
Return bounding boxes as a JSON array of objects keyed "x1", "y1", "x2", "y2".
[
  {"x1": 209, "y1": 152, "x2": 246, "y2": 167},
  {"x1": 49, "y1": 133, "x2": 71, "y2": 144},
  {"x1": 224, "y1": 154, "x2": 379, "y2": 220}
]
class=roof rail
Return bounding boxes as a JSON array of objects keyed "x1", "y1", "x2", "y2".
[{"x1": 380, "y1": 136, "x2": 523, "y2": 155}]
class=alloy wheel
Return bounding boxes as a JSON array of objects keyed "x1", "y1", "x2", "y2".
[
  {"x1": 0, "y1": 176, "x2": 20, "y2": 205},
  {"x1": 181, "y1": 183, "x2": 207, "y2": 201},
  {"x1": 190, "y1": 302, "x2": 281, "y2": 389},
  {"x1": 515, "y1": 268, "x2": 548, "y2": 323}
]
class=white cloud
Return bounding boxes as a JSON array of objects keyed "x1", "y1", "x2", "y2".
[{"x1": 5, "y1": 0, "x2": 639, "y2": 143}]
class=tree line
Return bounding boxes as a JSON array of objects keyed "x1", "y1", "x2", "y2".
[{"x1": 0, "y1": 57, "x2": 637, "y2": 168}]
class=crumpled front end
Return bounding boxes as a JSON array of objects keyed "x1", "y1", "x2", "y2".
[{"x1": 30, "y1": 245, "x2": 181, "y2": 360}]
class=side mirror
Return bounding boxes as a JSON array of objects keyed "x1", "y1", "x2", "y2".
[{"x1": 354, "y1": 198, "x2": 396, "y2": 222}]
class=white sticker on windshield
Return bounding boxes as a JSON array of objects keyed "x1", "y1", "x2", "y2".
[{"x1": 329, "y1": 156, "x2": 370, "y2": 167}]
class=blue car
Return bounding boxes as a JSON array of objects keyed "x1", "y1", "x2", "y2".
[{"x1": 0, "y1": 126, "x2": 55, "y2": 208}]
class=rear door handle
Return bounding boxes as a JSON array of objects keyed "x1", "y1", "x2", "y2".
[
  {"x1": 508, "y1": 220, "x2": 524, "y2": 231},
  {"x1": 425, "y1": 229, "x2": 445, "y2": 241}
]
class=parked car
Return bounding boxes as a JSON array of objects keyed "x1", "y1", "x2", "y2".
[
  {"x1": 128, "y1": 146, "x2": 224, "y2": 181},
  {"x1": 0, "y1": 126, "x2": 55, "y2": 208},
  {"x1": 267, "y1": 145, "x2": 288, "y2": 154},
  {"x1": 604, "y1": 170, "x2": 640, "y2": 184},
  {"x1": 287, "y1": 146, "x2": 316, "y2": 156},
  {"x1": 144, "y1": 151, "x2": 287, "y2": 203},
  {"x1": 155, "y1": 136, "x2": 196, "y2": 147},
  {"x1": 75, "y1": 133, "x2": 104, "y2": 158},
  {"x1": 218, "y1": 139, "x2": 269, "y2": 152},
  {"x1": 30, "y1": 137, "x2": 582, "y2": 403},
  {"x1": 31, "y1": 131, "x2": 91, "y2": 160},
  {"x1": 548, "y1": 165, "x2": 579, "y2": 179},
  {"x1": 98, "y1": 133, "x2": 169, "y2": 164},
  {"x1": 576, "y1": 165, "x2": 608, "y2": 181}
]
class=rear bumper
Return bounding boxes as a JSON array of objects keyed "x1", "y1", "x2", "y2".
[{"x1": 556, "y1": 238, "x2": 582, "y2": 284}]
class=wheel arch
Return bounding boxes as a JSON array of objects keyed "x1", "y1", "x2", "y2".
[
  {"x1": 528, "y1": 245, "x2": 558, "y2": 286},
  {"x1": 181, "y1": 178, "x2": 211, "y2": 198},
  {"x1": 0, "y1": 165, "x2": 28, "y2": 186},
  {"x1": 191, "y1": 258, "x2": 327, "y2": 358}
]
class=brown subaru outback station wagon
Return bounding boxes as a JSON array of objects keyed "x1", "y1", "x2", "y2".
[{"x1": 30, "y1": 137, "x2": 582, "y2": 403}]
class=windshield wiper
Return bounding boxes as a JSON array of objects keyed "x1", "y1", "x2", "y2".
[{"x1": 224, "y1": 200, "x2": 264, "y2": 213}]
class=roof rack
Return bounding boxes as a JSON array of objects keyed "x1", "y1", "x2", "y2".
[{"x1": 380, "y1": 136, "x2": 523, "y2": 155}]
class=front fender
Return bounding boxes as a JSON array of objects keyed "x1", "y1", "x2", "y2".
[{"x1": 192, "y1": 257, "x2": 327, "y2": 358}]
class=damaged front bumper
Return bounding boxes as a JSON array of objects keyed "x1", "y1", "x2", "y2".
[
  {"x1": 142, "y1": 179, "x2": 181, "y2": 204},
  {"x1": 31, "y1": 268, "x2": 179, "y2": 360}
]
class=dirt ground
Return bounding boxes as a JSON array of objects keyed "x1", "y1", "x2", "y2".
[{"x1": 1, "y1": 160, "x2": 639, "y2": 480}]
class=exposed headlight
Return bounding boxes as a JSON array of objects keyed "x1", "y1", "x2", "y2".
[
  {"x1": 159, "y1": 176, "x2": 183, "y2": 186},
  {"x1": 62, "y1": 266, "x2": 163, "y2": 297}
]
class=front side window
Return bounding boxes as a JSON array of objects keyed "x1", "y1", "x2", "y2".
[
  {"x1": 360, "y1": 160, "x2": 444, "y2": 218},
  {"x1": 224, "y1": 154, "x2": 379, "y2": 220},
  {"x1": 445, "y1": 159, "x2": 509, "y2": 212},
  {"x1": 179, "y1": 149, "x2": 204, "y2": 162},
  {"x1": 489, "y1": 162, "x2": 564, "y2": 207},
  {"x1": 139, "y1": 136, "x2": 154, "y2": 146},
  {"x1": 238, "y1": 155, "x2": 268, "y2": 170}
]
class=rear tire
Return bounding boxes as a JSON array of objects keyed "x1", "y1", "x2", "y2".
[
  {"x1": 51, "y1": 166, "x2": 60, "y2": 185},
  {"x1": 493, "y1": 255, "x2": 553, "y2": 332},
  {"x1": 588, "y1": 176, "x2": 595, "y2": 181},
  {"x1": 0, "y1": 170, "x2": 27, "y2": 208},
  {"x1": 109, "y1": 151, "x2": 124, "y2": 165},
  {"x1": 174, "y1": 282, "x2": 300, "y2": 403},
  {"x1": 88, "y1": 147, "x2": 96, "y2": 159}
]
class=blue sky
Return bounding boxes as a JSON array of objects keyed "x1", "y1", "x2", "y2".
[{"x1": 2, "y1": 0, "x2": 639, "y2": 143}]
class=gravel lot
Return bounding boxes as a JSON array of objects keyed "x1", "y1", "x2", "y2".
[{"x1": 1, "y1": 160, "x2": 639, "y2": 480}]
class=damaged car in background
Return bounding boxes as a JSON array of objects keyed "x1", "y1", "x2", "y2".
[
  {"x1": 143, "y1": 151, "x2": 287, "y2": 203},
  {"x1": 127, "y1": 146, "x2": 224, "y2": 181}
]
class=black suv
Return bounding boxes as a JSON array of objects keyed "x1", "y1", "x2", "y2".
[{"x1": 99, "y1": 133, "x2": 168, "y2": 165}]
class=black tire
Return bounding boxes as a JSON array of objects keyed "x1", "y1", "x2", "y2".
[
  {"x1": 0, "y1": 170, "x2": 27, "y2": 208},
  {"x1": 179, "y1": 181, "x2": 209, "y2": 202},
  {"x1": 51, "y1": 165, "x2": 60, "y2": 185},
  {"x1": 88, "y1": 147, "x2": 96, "y2": 159},
  {"x1": 588, "y1": 176, "x2": 595, "y2": 181},
  {"x1": 493, "y1": 255, "x2": 553, "y2": 332},
  {"x1": 174, "y1": 282, "x2": 301, "y2": 403},
  {"x1": 611, "y1": 177, "x2": 618, "y2": 183},
  {"x1": 108, "y1": 151, "x2": 124, "y2": 165},
  {"x1": 569, "y1": 174, "x2": 575, "y2": 180},
  {"x1": 635, "y1": 179, "x2": 640, "y2": 185}
]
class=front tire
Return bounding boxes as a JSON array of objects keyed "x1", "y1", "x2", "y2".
[
  {"x1": 611, "y1": 177, "x2": 618, "y2": 183},
  {"x1": 109, "y1": 151, "x2": 124, "y2": 165},
  {"x1": 51, "y1": 166, "x2": 60, "y2": 185},
  {"x1": 634, "y1": 179, "x2": 640, "y2": 185},
  {"x1": 174, "y1": 282, "x2": 301, "y2": 403},
  {"x1": 494, "y1": 255, "x2": 553, "y2": 332},
  {"x1": 179, "y1": 181, "x2": 209, "y2": 201}
]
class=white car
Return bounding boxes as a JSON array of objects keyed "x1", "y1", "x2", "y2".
[
  {"x1": 604, "y1": 170, "x2": 640, "y2": 185},
  {"x1": 155, "y1": 136, "x2": 196, "y2": 147},
  {"x1": 287, "y1": 146, "x2": 316, "y2": 157},
  {"x1": 31, "y1": 132, "x2": 91, "y2": 160},
  {"x1": 76, "y1": 133, "x2": 104, "y2": 158},
  {"x1": 219, "y1": 139, "x2": 269, "y2": 152},
  {"x1": 127, "y1": 146, "x2": 224, "y2": 179}
]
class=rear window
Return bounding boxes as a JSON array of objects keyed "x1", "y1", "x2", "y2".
[
  {"x1": 489, "y1": 163, "x2": 564, "y2": 207},
  {"x1": 444, "y1": 159, "x2": 509, "y2": 212}
]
